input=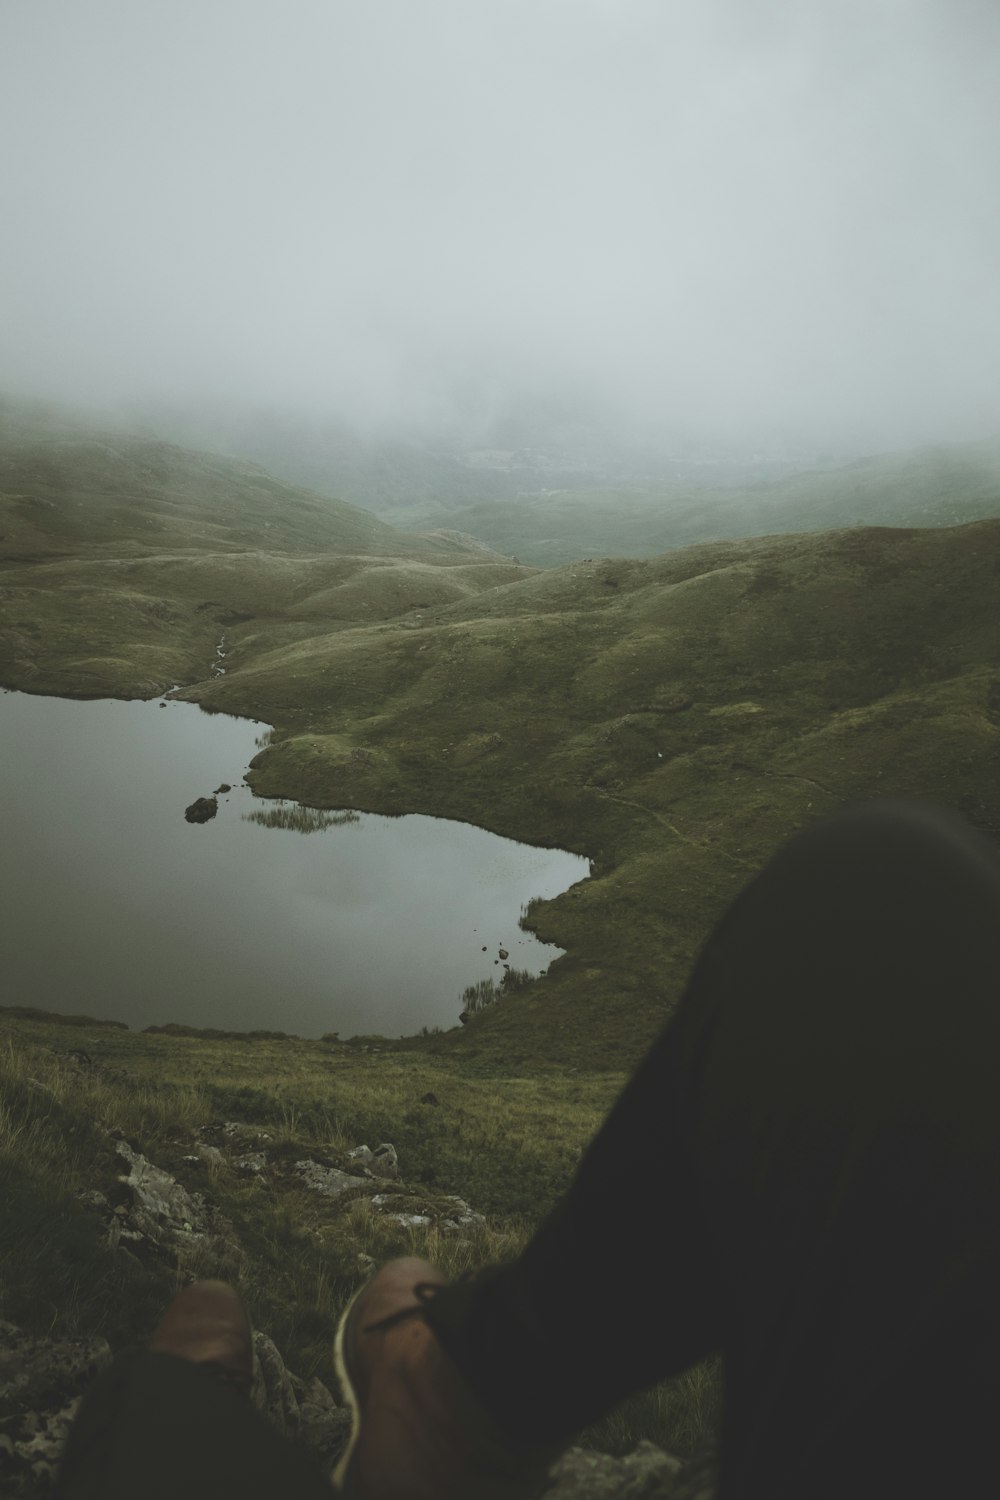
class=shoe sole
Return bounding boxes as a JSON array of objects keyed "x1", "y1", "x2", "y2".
[{"x1": 331, "y1": 1282, "x2": 367, "y2": 1493}]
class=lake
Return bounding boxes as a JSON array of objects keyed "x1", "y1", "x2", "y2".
[{"x1": 0, "y1": 690, "x2": 590, "y2": 1038}]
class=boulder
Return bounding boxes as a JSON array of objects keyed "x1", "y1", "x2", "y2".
[
  {"x1": 293, "y1": 1160, "x2": 370, "y2": 1199},
  {"x1": 107, "y1": 1139, "x2": 243, "y2": 1275},
  {"x1": 184, "y1": 796, "x2": 218, "y2": 823}
]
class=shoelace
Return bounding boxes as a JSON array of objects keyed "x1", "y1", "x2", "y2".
[{"x1": 361, "y1": 1270, "x2": 478, "y2": 1334}]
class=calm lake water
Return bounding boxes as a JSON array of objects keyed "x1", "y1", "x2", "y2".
[{"x1": 0, "y1": 690, "x2": 590, "y2": 1038}]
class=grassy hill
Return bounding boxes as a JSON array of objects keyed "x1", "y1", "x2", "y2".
[
  {"x1": 383, "y1": 437, "x2": 1000, "y2": 565},
  {"x1": 0, "y1": 393, "x2": 504, "y2": 561},
  {"x1": 2, "y1": 402, "x2": 1000, "y2": 1471},
  {"x1": 0, "y1": 394, "x2": 528, "y2": 698}
]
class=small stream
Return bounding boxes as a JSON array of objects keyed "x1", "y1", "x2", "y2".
[{"x1": 210, "y1": 633, "x2": 227, "y2": 677}]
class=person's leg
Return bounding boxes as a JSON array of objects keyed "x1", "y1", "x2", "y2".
[
  {"x1": 423, "y1": 797, "x2": 1000, "y2": 1489},
  {"x1": 54, "y1": 1283, "x2": 334, "y2": 1500},
  {"x1": 53, "y1": 1350, "x2": 335, "y2": 1500}
]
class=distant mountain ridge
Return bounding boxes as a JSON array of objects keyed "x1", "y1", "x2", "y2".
[
  {"x1": 383, "y1": 436, "x2": 1000, "y2": 565},
  {"x1": 122, "y1": 396, "x2": 816, "y2": 512},
  {"x1": 0, "y1": 392, "x2": 504, "y2": 564}
]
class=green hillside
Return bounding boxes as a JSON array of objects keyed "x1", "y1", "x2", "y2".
[
  {"x1": 0, "y1": 393, "x2": 499, "y2": 562},
  {"x1": 0, "y1": 396, "x2": 530, "y2": 698}
]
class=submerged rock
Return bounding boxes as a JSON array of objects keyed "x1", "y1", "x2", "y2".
[{"x1": 184, "y1": 796, "x2": 218, "y2": 823}]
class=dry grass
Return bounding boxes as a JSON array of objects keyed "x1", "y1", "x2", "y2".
[{"x1": 0, "y1": 1015, "x2": 722, "y2": 1458}]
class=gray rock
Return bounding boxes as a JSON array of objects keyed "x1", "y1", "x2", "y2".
[
  {"x1": 73, "y1": 1189, "x2": 110, "y2": 1212},
  {"x1": 545, "y1": 1440, "x2": 685, "y2": 1498},
  {"x1": 183, "y1": 796, "x2": 218, "y2": 823},
  {"x1": 294, "y1": 1160, "x2": 372, "y2": 1199},
  {"x1": 109, "y1": 1140, "x2": 243, "y2": 1274},
  {"x1": 250, "y1": 1331, "x2": 351, "y2": 1467},
  {"x1": 114, "y1": 1138, "x2": 204, "y2": 1239},
  {"x1": 0, "y1": 1321, "x2": 112, "y2": 1497},
  {"x1": 368, "y1": 1191, "x2": 482, "y2": 1233},
  {"x1": 233, "y1": 1151, "x2": 268, "y2": 1176},
  {"x1": 440, "y1": 1194, "x2": 485, "y2": 1229},
  {"x1": 219, "y1": 1121, "x2": 273, "y2": 1145},
  {"x1": 348, "y1": 1143, "x2": 399, "y2": 1179}
]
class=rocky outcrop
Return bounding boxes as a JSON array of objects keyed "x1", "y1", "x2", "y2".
[
  {"x1": 292, "y1": 1158, "x2": 363, "y2": 1198},
  {"x1": 0, "y1": 1322, "x2": 112, "y2": 1498},
  {"x1": 95, "y1": 1135, "x2": 244, "y2": 1277},
  {"x1": 347, "y1": 1142, "x2": 399, "y2": 1179},
  {"x1": 249, "y1": 1331, "x2": 351, "y2": 1467},
  {"x1": 0, "y1": 1123, "x2": 714, "y2": 1498},
  {"x1": 546, "y1": 1442, "x2": 717, "y2": 1499}
]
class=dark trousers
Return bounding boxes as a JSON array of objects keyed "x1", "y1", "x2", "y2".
[
  {"x1": 426, "y1": 796, "x2": 1000, "y2": 1498},
  {"x1": 52, "y1": 1349, "x2": 335, "y2": 1498},
  {"x1": 55, "y1": 799, "x2": 1000, "y2": 1498}
]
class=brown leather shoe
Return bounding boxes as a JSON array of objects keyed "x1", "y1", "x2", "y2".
[
  {"x1": 332, "y1": 1256, "x2": 557, "y2": 1499},
  {"x1": 149, "y1": 1279, "x2": 254, "y2": 1399}
]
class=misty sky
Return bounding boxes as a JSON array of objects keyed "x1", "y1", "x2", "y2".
[{"x1": 2, "y1": 0, "x2": 999, "y2": 451}]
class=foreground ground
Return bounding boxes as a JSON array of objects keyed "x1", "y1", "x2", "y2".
[{"x1": 0, "y1": 1009, "x2": 722, "y2": 1464}]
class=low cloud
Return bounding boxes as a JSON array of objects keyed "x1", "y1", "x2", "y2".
[{"x1": 1, "y1": 0, "x2": 998, "y2": 452}]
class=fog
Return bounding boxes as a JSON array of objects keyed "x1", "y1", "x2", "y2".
[{"x1": 2, "y1": 0, "x2": 999, "y2": 456}]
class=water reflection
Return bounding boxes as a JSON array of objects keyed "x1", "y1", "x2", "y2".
[{"x1": 243, "y1": 804, "x2": 361, "y2": 834}]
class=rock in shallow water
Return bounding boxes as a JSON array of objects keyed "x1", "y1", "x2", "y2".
[{"x1": 183, "y1": 796, "x2": 218, "y2": 823}]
